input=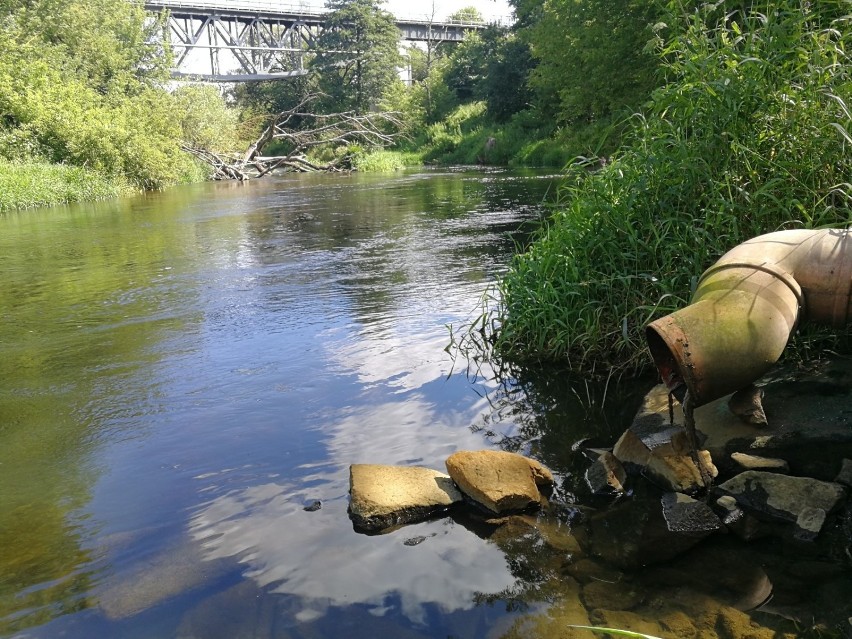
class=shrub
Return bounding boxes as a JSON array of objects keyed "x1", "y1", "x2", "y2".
[{"x1": 486, "y1": 0, "x2": 852, "y2": 373}]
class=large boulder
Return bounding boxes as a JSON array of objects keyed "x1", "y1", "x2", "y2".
[
  {"x1": 715, "y1": 470, "x2": 847, "y2": 540},
  {"x1": 445, "y1": 450, "x2": 553, "y2": 514},
  {"x1": 348, "y1": 464, "x2": 462, "y2": 532}
]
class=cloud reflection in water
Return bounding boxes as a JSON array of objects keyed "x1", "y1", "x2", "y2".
[{"x1": 189, "y1": 398, "x2": 517, "y2": 626}]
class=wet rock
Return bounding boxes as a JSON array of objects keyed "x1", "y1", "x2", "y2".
[
  {"x1": 445, "y1": 450, "x2": 553, "y2": 515},
  {"x1": 795, "y1": 506, "x2": 827, "y2": 542},
  {"x1": 730, "y1": 452, "x2": 789, "y2": 473},
  {"x1": 728, "y1": 384, "x2": 768, "y2": 426},
  {"x1": 584, "y1": 450, "x2": 626, "y2": 497},
  {"x1": 303, "y1": 499, "x2": 322, "y2": 512},
  {"x1": 658, "y1": 611, "x2": 697, "y2": 637},
  {"x1": 348, "y1": 464, "x2": 462, "y2": 532},
  {"x1": 402, "y1": 535, "x2": 429, "y2": 546},
  {"x1": 586, "y1": 483, "x2": 720, "y2": 569},
  {"x1": 713, "y1": 494, "x2": 769, "y2": 540},
  {"x1": 715, "y1": 471, "x2": 847, "y2": 538},
  {"x1": 613, "y1": 423, "x2": 717, "y2": 494},
  {"x1": 716, "y1": 605, "x2": 776, "y2": 639},
  {"x1": 661, "y1": 492, "x2": 723, "y2": 536},
  {"x1": 836, "y1": 458, "x2": 852, "y2": 488}
]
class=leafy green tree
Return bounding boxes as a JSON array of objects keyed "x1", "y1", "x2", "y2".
[
  {"x1": 173, "y1": 85, "x2": 245, "y2": 153},
  {"x1": 518, "y1": 0, "x2": 663, "y2": 124},
  {"x1": 481, "y1": 33, "x2": 534, "y2": 122},
  {"x1": 448, "y1": 6, "x2": 484, "y2": 23},
  {"x1": 0, "y1": 0, "x2": 170, "y2": 92},
  {"x1": 313, "y1": 0, "x2": 402, "y2": 113},
  {"x1": 440, "y1": 26, "x2": 532, "y2": 123},
  {"x1": 0, "y1": 0, "x2": 203, "y2": 191}
]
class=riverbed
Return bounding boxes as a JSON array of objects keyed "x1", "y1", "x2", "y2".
[{"x1": 1, "y1": 168, "x2": 847, "y2": 639}]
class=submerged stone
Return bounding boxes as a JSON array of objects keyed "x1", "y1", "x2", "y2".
[
  {"x1": 348, "y1": 464, "x2": 462, "y2": 532},
  {"x1": 445, "y1": 450, "x2": 553, "y2": 514},
  {"x1": 584, "y1": 450, "x2": 626, "y2": 497},
  {"x1": 97, "y1": 536, "x2": 231, "y2": 619},
  {"x1": 716, "y1": 470, "x2": 847, "y2": 538},
  {"x1": 730, "y1": 452, "x2": 789, "y2": 473},
  {"x1": 835, "y1": 458, "x2": 852, "y2": 488},
  {"x1": 586, "y1": 483, "x2": 720, "y2": 569}
]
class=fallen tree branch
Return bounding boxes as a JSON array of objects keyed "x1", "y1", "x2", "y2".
[{"x1": 186, "y1": 94, "x2": 404, "y2": 180}]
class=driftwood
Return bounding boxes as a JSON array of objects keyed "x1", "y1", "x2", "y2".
[{"x1": 185, "y1": 94, "x2": 403, "y2": 181}]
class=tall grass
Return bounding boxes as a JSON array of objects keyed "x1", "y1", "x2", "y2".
[
  {"x1": 419, "y1": 103, "x2": 601, "y2": 168},
  {"x1": 351, "y1": 149, "x2": 423, "y2": 172},
  {"x1": 0, "y1": 160, "x2": 132, "y2": 212},
  {"x1": 486, "y1": 0, "x2": 852, "y2": 373}
]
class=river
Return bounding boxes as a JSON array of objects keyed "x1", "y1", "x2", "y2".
[{"x1": 0, "y1": 169, "x2": 845, "y2": 639}]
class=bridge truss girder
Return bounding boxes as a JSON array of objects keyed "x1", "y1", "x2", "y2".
[{"x1": 166, "y1": 12, "x2": 321, "y2": 80}]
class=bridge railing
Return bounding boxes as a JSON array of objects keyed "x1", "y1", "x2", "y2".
[{"x1": 145, "y1": 0, "x2": 509, "y2": 26}]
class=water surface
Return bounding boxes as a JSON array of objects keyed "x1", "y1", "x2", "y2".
[
  {"x1": 2, "y1": 168, "x2": 848, "y2": 639},
  {"x1": 0, "y1": 169, "x2": 572, "y2": 637}
]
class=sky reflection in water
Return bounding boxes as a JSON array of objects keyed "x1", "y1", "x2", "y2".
[{"x1": 0, "y1": 169, "x2": 556, "y2": 637}]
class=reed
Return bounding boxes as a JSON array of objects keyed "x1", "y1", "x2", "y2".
[{"x1": 484, "y1": 0, "x2": 852, "y2": 373}]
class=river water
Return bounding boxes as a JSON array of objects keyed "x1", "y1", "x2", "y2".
[{"x1": 1, "y1": 169, "x2": 847, "y2": 639}]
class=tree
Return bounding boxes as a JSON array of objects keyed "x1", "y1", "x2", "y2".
[
  {"x1": 313, "y1": 0, "x2": 402, "y2": 114},
  {"x1": 0, "y1": 0, "x2": 205, "y2": 189},
  {"x1": 518, "y1": 0, "x2": 663, "y2": 124},
  {"x1": 184, "y1": 94, "x2": 403, "y2": 180},
  {"x1": 481, "y1": 34, "x2": 534, "y2": 122},
  {"x1": 448, "y1": 6, "x2": 484, "y2": 23},
  {"x1": 439, "y1": 25, "x2": 532, "y2": 122}
]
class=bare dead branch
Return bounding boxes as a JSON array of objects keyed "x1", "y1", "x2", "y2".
[{"x1": 187, "y1": 93, "x2": 404, "y2": 181}]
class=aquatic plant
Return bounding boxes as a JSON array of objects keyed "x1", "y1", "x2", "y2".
[
  {"x1": 568, "y1": 626, "x2": 662, "y2": 639},
  {"x1": 485, "y1": 0, "x2": 852, "y2": 373}
]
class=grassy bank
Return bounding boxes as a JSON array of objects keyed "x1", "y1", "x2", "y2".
[
  {"x1": 351, "y1": 149, "x2": 423, "y2": 172},
  {"x1": 0, "y1": 161, "x2": 136, "y2": 212},
  {"x1": 478, "y1": 1, "x2": 852, "y2": 374},
  {"x1": 401, "y1": 101, "x2": 621, "y2": 170}
]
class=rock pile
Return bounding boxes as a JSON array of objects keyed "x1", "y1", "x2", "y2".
[
  {"x1": 349, "y1": 450, "x2": 554, "y2": 532},
  {"x1": 346, "y1": 359, "x2": 852, "y2": 636}
]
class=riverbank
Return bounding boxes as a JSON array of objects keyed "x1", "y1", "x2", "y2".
[{"x1": 0, "y1": 161, "x2": 137, "y2": 212}]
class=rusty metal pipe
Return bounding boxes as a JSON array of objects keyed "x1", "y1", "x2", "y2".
[{"x1": 646, "y1": 229, "x2": 852, "y2": 407}]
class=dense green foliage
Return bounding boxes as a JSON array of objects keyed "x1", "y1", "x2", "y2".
[
  {"x1": 0, "y1": 0, "x2": 243, "y2": 210},
  {"x1": 488, "y1": 0, "x2": 852, "y2": 371},
  {"x1": 518, "y1": 0, "x2": 662, "y2": 126},
  {"x1": 314, "y1": 0, "x2": 402, "y2": 114}
]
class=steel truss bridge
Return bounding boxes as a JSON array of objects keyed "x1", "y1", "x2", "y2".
[{"x1": 144, "y1": 1, "x2": 488, "y2": 82}]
